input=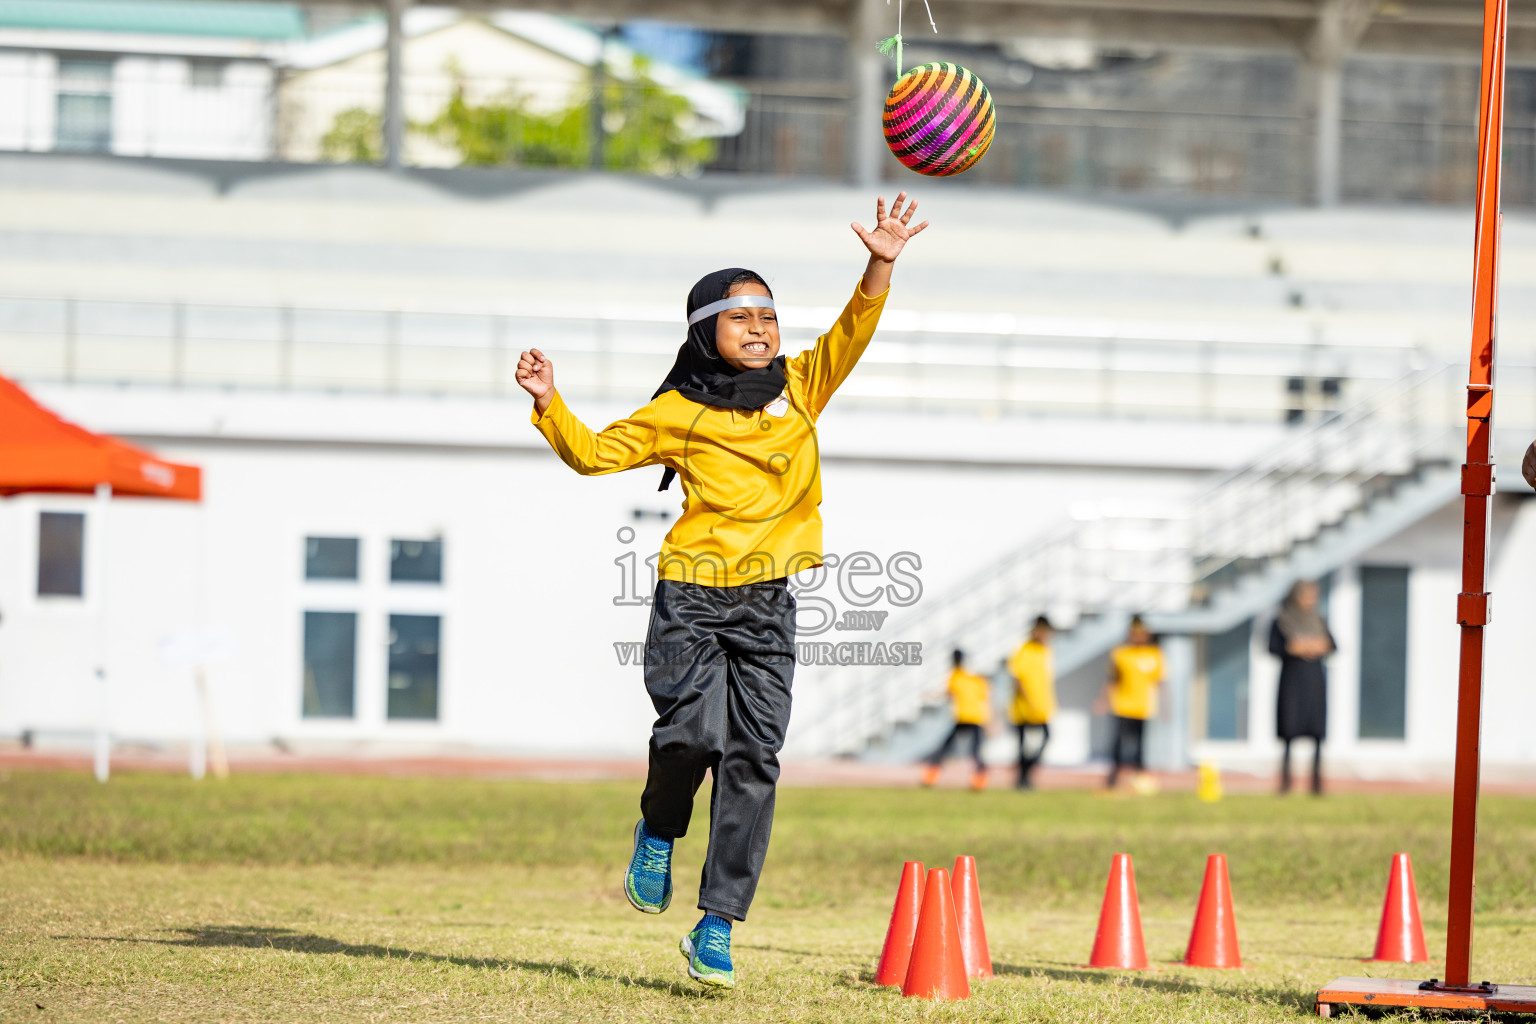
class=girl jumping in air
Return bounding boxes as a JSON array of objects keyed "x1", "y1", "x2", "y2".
[{"x1": 516, "y1": 193, "x2": 928, "y2": 989}]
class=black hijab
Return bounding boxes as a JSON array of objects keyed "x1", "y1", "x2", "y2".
[{"x1": 652, "y1": 267, "x2": 787, "y2": 491}]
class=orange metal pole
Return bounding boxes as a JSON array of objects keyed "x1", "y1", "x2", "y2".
[{"x1": 1445, "y1": 0, "x2": 1507, "y2": 989}]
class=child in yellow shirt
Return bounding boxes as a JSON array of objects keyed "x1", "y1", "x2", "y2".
[
  {"x1": 1097, "y1": 616, "x2": 1165, "y2": 793},
  {"x1": 921, "y1": 649, "x2": 992, "y2": 791},
  {"x1": 1007, "y1": 615, "x2": 1056, "y2": 789},
  {"x1": 517, "y1": 194, "x2": 928, "y2": 989}
]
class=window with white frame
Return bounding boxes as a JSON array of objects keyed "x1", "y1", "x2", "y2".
[
  {"x1": 302, "y1": 609, "x2": 357, "y2": 718},
  {"x1": 188, "y1": 59, "x2": 225, "y2": 89},
  {"x1": 55, "y1": 59, "x2": 113, "y2": 153},
  {"x1": 390, "y1": 538, "x2": 442, "y2": 583},
  {"x1": 297, "y1": 533, "x2": 446, "y2": 725},
  {"x1": 37, "y1": 511, "x2": 85, "y2": 598},
  {"x1": 1205, "y1": 618, "x2": 1251, "y2": 741},
  {"x1": 387, "y1": 614, "x2": 439, "y2": 720},
  {"x1": 305, "y1": 536, "x2": 358, "y2": 581},
  {"x1": 387, "y1": 536, "x2": 443, "y2": 721},
  {"x1": 301, "y1": 534, "x2": 360, "y2": 719},
  {"x1": 1359, "y1": 566, "x2": 1410, "y2": 740}
]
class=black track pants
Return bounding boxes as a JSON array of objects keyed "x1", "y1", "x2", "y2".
[
  {"x1": 1015, "y1": 722, "x2": 1050, "y2": 786},
  {"x1": 639, "y1": 578, "x2": 796, "y2": 922},
  {"x1": 927, "y1": 722, "x2": 985, "y2": 771},
  {"x1": 1107, "y1": 715, "x2": 1146, "y2": 788}
]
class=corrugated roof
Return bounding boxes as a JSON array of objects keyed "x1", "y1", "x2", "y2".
[{"x1": 0, "y1": 0, "x2": 306, "y2": 40}]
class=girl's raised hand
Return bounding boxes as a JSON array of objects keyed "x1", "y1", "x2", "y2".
[
  {"x1": 516, "y1": 348, "x2": 555, "y2": 409},
  {"x1": 851, "y1": 192, "x2": 930, "y2": 263}
]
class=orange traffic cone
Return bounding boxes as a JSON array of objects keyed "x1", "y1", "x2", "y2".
[
  {"x1": 1088, "y1": 853, "x2": 1149, "y2": 969},
  {"x1": 1370, "y1": 852, "x2": 1429, "y2": 962},
  {"x1": 901, "y1": 868, "x2": 971, "y2": 1000},
  {"x1": 874, "y1": 861, "x2": 926, "y2": 986},
  {"x1": 1183, "y1": 853, "x2": 1243, "y2": 968},
  {"x1": 950, "y1": 855, "x2": 993, "y2": 979}
]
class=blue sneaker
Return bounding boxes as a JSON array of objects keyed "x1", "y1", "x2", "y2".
[
  {"x1": 623, "y1": 819, "x2": 672, "y2": 914},
  {"x1": 680, "y1": 913, "x2": 735, "y2": 988}
]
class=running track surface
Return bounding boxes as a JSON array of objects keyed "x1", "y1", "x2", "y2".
[{"x1": 3, "y1": 747, "x2": 1534, "y2": 795}]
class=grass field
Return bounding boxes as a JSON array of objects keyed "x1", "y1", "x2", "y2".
[{"x1": 3, "y1": 770, "x2": 1536, "y2": 1022}]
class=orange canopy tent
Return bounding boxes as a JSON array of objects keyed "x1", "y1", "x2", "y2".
[
  {"x1": 0, "y1": 374, "x2": 202, "y2": 783},
  {"x1": 0, "y1": 374, "x2": 200, "y2": 500}
]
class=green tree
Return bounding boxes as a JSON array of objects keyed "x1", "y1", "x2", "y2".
[
  {"x1": 319, "y1": 107, "x2": 381, "y2": 163},
  {"x1": 424, "y1": 60, "x2": 717, "y2": 175},
  {"x1": 424, "y1": 89, "x2": 583, "y2": 168}
]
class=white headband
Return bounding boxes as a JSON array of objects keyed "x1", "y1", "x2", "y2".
[{"x1": 687, "y1": 294, "x2": 776, "y2": 325}]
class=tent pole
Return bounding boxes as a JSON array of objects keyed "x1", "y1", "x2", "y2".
[{"x1": 93, "y1": 482, "x2": 111, "y2": 783}]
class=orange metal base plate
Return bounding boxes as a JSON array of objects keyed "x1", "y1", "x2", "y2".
[{"x1": 1316, "y1": 977, "x2": 1536, "y2": 1016}]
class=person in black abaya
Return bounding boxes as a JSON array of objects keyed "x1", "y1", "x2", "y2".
[{"x1": 1270, "y1": 579, "x2": 1335, "y2": 795}]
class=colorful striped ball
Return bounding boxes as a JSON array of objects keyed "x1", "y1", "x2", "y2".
[{"x1": 883, "y1": 62, "x2": 996, "y2": 177}]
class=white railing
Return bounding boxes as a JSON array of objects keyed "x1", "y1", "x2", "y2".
[
  {"x1": 795, "y1": 359, "x2": 1524, "y2": 756},
  {"x1": 1189, "y1": 362, "x2": 1463, "y2": 590},
  {"x1": 0, "y1": 292, "x2": 1433, "y2": 423}
]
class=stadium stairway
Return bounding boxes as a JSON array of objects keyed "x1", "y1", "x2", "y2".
[{"x1": 790, "y1": 362, "x2": 1478, "y2": 762}]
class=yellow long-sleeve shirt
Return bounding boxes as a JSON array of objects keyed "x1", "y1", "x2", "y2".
[
  {"x1": 533, "y1": 281, "x2": 889, "y2": 587},
  {"x1": 1007, "y1": 640, "x2": 1056, "y2": 725},
  {"x1": 947, "y1": 668, "x2": 992, "y2": 726},
  {"x1": 1108, "y1": 643, "x2": 1165, "y2": 720}
]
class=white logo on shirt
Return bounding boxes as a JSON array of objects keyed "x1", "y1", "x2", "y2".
[{"x1": 764, "y1": 392, "x2": 789, "y2": 417}]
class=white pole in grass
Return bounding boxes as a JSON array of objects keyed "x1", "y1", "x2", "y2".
[
  {"x1": 188, "y1": 663, "x2": 230, "y2": 781},
  {"x1": 190, "y1": 503, "x2": 207, "y2": 781},
  {"x1": 194, "y1": 503, "x2": 229, "y2": 780},
  {"x1": 198, "y1": 663, "x2": 229, "y2": 780},
  {"x1": 93, "y1": 482, "x2": 111, "y2": 784},
  {"x1": 162, "y1": 629, "x2": 234, "y2": 779},
  {"x1": 189, "y1": 664, "x2": 207, "y2": 781}
]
